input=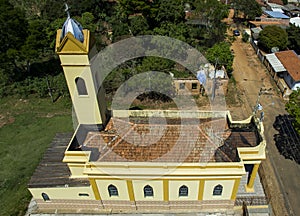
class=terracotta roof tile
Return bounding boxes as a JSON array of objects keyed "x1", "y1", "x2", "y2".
[
  {"x1": 268, "y1": 0, "x2": 283, "y2": 5},
  {"x1": 256, "y1": 0, "x2": 283, "y2": 6},
  {"x1": 275, "y1": 50, "x2": 300, "y2": 81},
  {"x1": 249, "y1": 20, "x2": 289, "y2": 27},
  {"x1": 83, "y1": 118, "x2": 259, "y2": 163}
]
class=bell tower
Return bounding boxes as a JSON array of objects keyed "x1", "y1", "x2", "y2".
[{"x1": 55, "y1": 10, "x2": 106, "y2": 125}]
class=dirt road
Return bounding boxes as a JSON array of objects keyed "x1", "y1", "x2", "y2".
[{"x1": 229, "y1": 38, "x2": 300, "y2": 216}]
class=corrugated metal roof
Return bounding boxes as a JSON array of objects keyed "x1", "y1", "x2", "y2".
[
  {"x1": 264, "y1": 10, "x2": 289, "y2": 18},
  {"x1": 272, "y1": 8, "x2": 284, "y2": 13},
  {"x1": 283, "y1": 4, "x2": 299, "y2": 11},
  {"x1": 251, "y1": 27, "x2": 262, "y2": 34},
  {"x1": 265, "y1": 53, "x2": 286, "y2": 72}
]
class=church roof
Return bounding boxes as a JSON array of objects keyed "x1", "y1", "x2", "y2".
[
  {"x1": 28, "y1": 133, "x2": 90, "y2": 188},
  {"x1": 76, "y1": 117, "x2": 260, "y2": 163}
]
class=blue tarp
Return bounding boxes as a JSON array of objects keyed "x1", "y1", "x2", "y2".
[
  {"x1": 264, "y1": 11, "x2": 289, "y2": 19},
  {"x1": 196, "y1": 70, "x2": 206, "y2": 85}
]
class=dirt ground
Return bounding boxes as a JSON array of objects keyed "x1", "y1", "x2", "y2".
[{"x1": 229, "y1": 36, "x2": 300, "y2": 216}]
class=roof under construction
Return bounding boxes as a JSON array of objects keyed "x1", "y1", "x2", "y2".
[{"x1": 69, "y1": 117, "x2": 261, "y2": 163}]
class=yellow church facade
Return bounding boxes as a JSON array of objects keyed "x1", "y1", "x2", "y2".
[{"x1": 28, "y1": 18, "x2": 267, "y2": 214}]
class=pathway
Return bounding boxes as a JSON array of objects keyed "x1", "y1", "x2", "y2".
[{"x1": 229, "y1": 37, "x2": 300, "y2": 216}]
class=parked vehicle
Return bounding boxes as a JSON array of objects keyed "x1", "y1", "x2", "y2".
[{"x1": 233, "y1": 29, "x2": 240, "y2": 36}]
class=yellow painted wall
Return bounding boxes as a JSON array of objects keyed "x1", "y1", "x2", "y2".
[
  {"x1": 57, "y1": 28, "x2": 106, "y2": 125},
  {"x1": 169, "y1": 180, "x2": 199, "y2": 201},
  {"x1": 59, "y1": 55, "x2": 90, "y2": 65},
  {"x1": 62, "y1": 66, "x2": 94, "y2": 97},
  {"x1": 132, "y1": 180, "x2": 163, "y2": 201},
  {"x1": 29, "y1": 186, "x2": 95, "y2": 200},
  {"x1": 62, "y1": 65, "x2": 102, "y2": 124},
  {"x1": 67, "y1": 163, "x2": 87, "y2": 177},
  {"x1": 97, "y1": 87, "x2": 107, "y2": 125},
  {"x1": 96, "y1": 179, "x2": 130, "y2": 200},
  {"x1": 203, "y1": 179, "x2": 235, "y2": 200}
]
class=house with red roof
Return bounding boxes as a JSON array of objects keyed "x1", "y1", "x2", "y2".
[{"x1": 275, "y1": 50, "x2": 300, "y2": 90}]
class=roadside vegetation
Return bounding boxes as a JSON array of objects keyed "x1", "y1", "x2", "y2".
[
  {"x1": 259, "y1": 25, "x2": 288, "y2": 52},
  {"x1": 286, "y1": 89, "x2": 300, "y2": 134}
]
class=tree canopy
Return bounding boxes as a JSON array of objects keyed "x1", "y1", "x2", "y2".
[
  {"x1": 287, "y1": 24, "x2": 300, "y2": 55},
  {"x1": 258, "y1": 25, "x2": 288, "y2": 52},
  {"x1": 192, "y1": 0, "x2": 229, "y2": 47},
  {"x1": 233, "y1": 0, "x2": 262, "y2": 20},
  {"x1": 206, "y1": 42, "x2": 234, "y2": 73},
  {"x1": 0, "y1": 0, "x2": 28, "y2": 83},
  {"x1": 286, "y1": 89, "x2": 300, "y2": 134},
  {"x1": 0, "y1": 0, "x2": 233, "y2": 99}
]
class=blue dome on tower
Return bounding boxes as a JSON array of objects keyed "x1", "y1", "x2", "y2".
[{"x1": 60, "y1": 4, "x2": 84, "y2": 43}]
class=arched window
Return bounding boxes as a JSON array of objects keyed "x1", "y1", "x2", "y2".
[
  {"x1": 108, "y1": 184, "x2": 119, "y2": 197},
  {"x1": 213, "y1": 184, "x2": 223, "y2": 196},
  {"x1": 143, "y1": 185, "x2": 154, "y2": 197},
  {"x1": 75, "y1": 77, "x2": 88, "y2": 95},
  {"x1": 179, "y1": 185, "x2": 188, "y2": 197},
  {"x1": 41, "y1": 192, "x2": 50, "y2": 201}
]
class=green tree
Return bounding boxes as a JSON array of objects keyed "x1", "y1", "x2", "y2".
[
  {"x1": 77, "y1": 12, "x2": 97, "y2": 33},
  {"x1": 39, "y1": 0, "x2": 108, "y2": 21},
  {"x1": 206, "y1": 42, "x2": 234, "y2": 73},
  {"x1": 21, "y1": 18, "x2": 50, "y2": 73},
  {"x1": 9, "y1": 0, "x2": 47, "y2": 18},
  {"x1": 116, "y1": 0, "x2": 184, "y2": 28},
  {"x1": 259, "y1": 26, "x2": 288, "y2": 52},
  {"x1": 153, "y1": 22, "x2": 190, "y2": 42},
  {"x1": 287, "y1": 23, "x2": 300, "y2": 54},
  {"x1": 0, "y1": 0, "x2": 28, "y2": 83},
  {"x1": 192, "y1": 0, "x2": 229, "y2": 46},
  {"x1": 139, "y1": 57, "x2": 175, "y2": 73},
  {"x1": 129, "y1": 15, "x2": 149, "y2": 35},
  {"x1": 46, "y1": 17, "x2": 66, "y2": 49},
  {"x1": 154, "y1": 0, "x2": 185, "y2": 24},
  {"x1": 111, "y1": 20, "x2": 131, "y2": 42},
  {"x1": 233, "y1": 0, "x2": 262, "y2": 20},
  {"x1": 117, "y1": 0, "x2": 157, "y2": 21},
  {"x1": 286, "y1": 89, "x2": 300, "y2": 134}
]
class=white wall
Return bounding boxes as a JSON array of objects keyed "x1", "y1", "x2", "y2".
[{"x1": 292, "y1": 81, "x2": 300, "y2": 91}]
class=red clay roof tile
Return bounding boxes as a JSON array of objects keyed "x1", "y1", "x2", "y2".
[
  {"x1": 276, "y1": 50, "x2": 300, "y2": 81},
  {"x1": 83, "y1": 118, "x2": 258, "y2": 163}
]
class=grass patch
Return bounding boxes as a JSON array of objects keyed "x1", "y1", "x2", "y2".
[
  {"x1": 225, "y1": 76, "x2": 241, "y2": 106},
  {"x1": 0, "y1": 96, "x2": 72, "y2": 216}
]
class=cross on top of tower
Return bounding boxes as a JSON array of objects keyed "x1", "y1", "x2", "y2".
[{"x1": 65, "y1": 3, "x2": 70, "y2": 18}]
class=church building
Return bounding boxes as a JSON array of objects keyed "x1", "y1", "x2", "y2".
[{"x1": 28, "y1": 14, "x2": 268, "y2": 214}]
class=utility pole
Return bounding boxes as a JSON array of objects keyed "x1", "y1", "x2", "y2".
[
  {"x1": 253, "y1": 88, "x2": 263, "y2": 115},
  {"x1": 211, "y1": 58, "x2": 218, "y2": 101}
]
